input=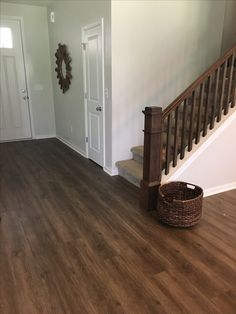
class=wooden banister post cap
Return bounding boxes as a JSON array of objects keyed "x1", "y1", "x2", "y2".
[{"x1": 143, "y1": 107, "x2": 162, "y2": 116}]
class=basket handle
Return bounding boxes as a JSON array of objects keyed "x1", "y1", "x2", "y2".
[
  {"x1": 159, "y1": 181, "x2": 199, "y2": 205},
  {"x1": 186, "y1": 183, "x2": 196, "y2": 190}
]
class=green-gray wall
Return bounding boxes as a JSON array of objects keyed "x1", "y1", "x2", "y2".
[
  {"x1": 47, "y1": 0, "x2": 112, "y2": 170},
  {"x1": 221, "y1": 0, "x2": 236, "y2": 53},
  {"x1": 111, "y1": 0, "x2": 226, "y2": 170}
]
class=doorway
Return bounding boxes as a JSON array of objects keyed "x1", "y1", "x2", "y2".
[
  {"x1": 0, "y1": 18, "x2": 31, "y2": 142},
  {"x1": 82, "y1": 19, "x2": 105, "y2": 167}
]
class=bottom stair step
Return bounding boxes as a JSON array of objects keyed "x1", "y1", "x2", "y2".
[
  {"x1": 131, "y1": 146, "x2": 144, "y2": 163},
  {"x1": 116, "y1": 159, "x2": 142, "y2": 187}
]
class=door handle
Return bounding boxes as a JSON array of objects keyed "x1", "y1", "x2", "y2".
[
  {"x1": 96, "y1": 106, "x2": 102, "y2": 112},
  {"x1": 23, "y1": 96, "x2": 29, "y2": 100}
]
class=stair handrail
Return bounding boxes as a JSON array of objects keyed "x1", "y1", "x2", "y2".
[
  {"x1": 141, "y1": 43, "x2": 236, "y2": 211},
  {"x1": 163, "y1": 44, "x2": 236, "y2": 118}
]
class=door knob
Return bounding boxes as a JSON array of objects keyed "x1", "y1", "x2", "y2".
[
  {"x1": 22, "y1": 89, "x2": 26, "y2": 93},
  {"x1": 96, "y1": 106, "x2": 102, "y2": 112}
]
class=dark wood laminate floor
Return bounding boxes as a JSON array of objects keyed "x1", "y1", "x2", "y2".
[{"x1": 0, "y1": 139, "x2": 235, "y2": 314}]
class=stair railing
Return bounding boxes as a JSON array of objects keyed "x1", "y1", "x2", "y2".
[{"x1": 140, "y1": 43, "x2": 236, "y2": 211}]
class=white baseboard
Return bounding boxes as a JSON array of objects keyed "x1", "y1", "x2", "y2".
[
  {"x1": 103, "y1": 166, "x2": 118, "y2": 176},
  {"x1": 56, "y1": 136, "x2": 87, "y2": 158},
  {"x1": 33, "y1": 134, "x2": 56, "y2": 140},
  {"x1": 204, "y1": 182, "x2": 236, "y2": 197},
  {"x1": 57, "y1": 136, "x2": 118, "y2": 177}
]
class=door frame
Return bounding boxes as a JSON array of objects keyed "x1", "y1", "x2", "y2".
[
  {"x1": 81, "y1": 18, "x2": 106, "y2": 167},
  {"x1": 0, "y1": 15, "x2": 34, "y2": 140}
]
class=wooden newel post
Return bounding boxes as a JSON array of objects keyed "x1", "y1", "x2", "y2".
[{"x1": 140, "y1": 107, "x2": 163, "y2": 211}]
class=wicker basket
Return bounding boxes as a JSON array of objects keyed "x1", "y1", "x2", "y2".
[{"x1": 158, "y1": 181, "x2": 203, "y2": 227}]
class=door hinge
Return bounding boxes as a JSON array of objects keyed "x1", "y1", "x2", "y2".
[
  {"x1": 81, "y1": 42, "x2": 87, "y2": 50},
  {"x1": 85, "y1": 136, "x2": 88, "y2": 143}
]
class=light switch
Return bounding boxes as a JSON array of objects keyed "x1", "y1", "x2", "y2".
[{"x1": 50, "y1": 12, "x2": 55, "y2": 23}]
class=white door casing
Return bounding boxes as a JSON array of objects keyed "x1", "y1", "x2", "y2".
[
  {"x1": 0, "y1": 18, "x2": 31, "y2": 141},
  {"x1": 82, "y1": 20, "x2": 105, "y2": 167}
]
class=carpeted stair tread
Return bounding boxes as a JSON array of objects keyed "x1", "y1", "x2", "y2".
[
  {"x1": 131, "y1": 146, "x2": 144, "y2": 164},
  {"x1": 116, "y1": 159, "x2": 142, "y2": 187}
]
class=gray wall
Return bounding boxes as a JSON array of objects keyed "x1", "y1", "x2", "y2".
[
  {"x1": 47, "y1": 0, "x2": 112, "y2": 169},
  {"x1": 1, "y1": 2, "x2": 56, "y2": 138},
  {"x1": 221, "y1": 0, "x2": 236, "y2": 54},
  {"x1": 111, "y1": 0, "x2": 226, "y2": 170}
]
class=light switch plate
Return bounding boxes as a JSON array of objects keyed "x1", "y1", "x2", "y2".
[{"x1": 50, "y1": 12, "x2": 55, "y2": 23}]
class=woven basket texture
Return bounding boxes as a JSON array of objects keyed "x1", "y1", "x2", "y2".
[{"x1": 158, "y1": 181, "x2": 203, "y2": 227}]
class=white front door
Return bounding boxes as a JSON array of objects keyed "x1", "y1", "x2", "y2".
[
  {"x1": 82, "y1": 20, "x2": 104, "y2": 167},
  {"x1": 0, "y1": 18, "x2": 31, "y2": 141}
]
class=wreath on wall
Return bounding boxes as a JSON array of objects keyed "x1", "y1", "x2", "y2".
[{"x1": 55, "y1": 43, "x2": 72, "y2": 93}]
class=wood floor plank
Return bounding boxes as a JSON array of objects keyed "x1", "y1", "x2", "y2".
[
  {"x1": 154, "y1": 270, "x2": 220, "y2": 313},
  {"x1": 0, "y1": 139, "x2": 236, "y2": 314},
  {"x1": 211, "y1": 289, "x2": 236, "y2": 314}
]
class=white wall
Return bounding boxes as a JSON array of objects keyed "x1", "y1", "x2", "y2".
[
  {"x1": 47, "y1": 1, "x2": 112, "y2": 168},
  {"x1": 1, "y1": 2, "x2": 56, "y2": 138},
  {"x1": 166, "y1": 109, "x2": 236, "y2": 196},
  {"x1": 221, "y1": 0, "x2": 236, "y2": 54},
  {"x1": 111, "y1": 0, "x2": 226, "y2": 171}
]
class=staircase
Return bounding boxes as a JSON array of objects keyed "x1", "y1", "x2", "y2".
[
  {"x1": 116, "y1": 146, "x2": 143, "y2": 187},
  {"x1": 116, "y1": 44, "x2": 236, "y2": 210}
]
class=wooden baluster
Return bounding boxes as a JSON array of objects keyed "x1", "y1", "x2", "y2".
[
  {"x1": 224, "y1": 54, "x2": 235, "y2": 115},
  {"x1": 230, "y1": 55, "x2": 236, "y2": 108},
  {"x1": 173, "y1": 107, "x2": 180, "y2": 167},
  {"x1": 165, "y1": 114, "x2": 172, "y2": 175},
  {"x1": 217, "y1": 61, "x2": 227, "y2": 122},
  {"x1": 188, "y1": 91, "x2": 196, "y2": 151},
  {"x1": 140, "y1": 107, "x2": 162, "y2": 211},
  {"x1": 210, "y1": 68, "x2": 220, "y2": 129},
  {"x1": 232, "y1": 79, "x2": 236, "y2": 108},
  {"x1": 180, "y1": 100, "x2": 188, "y2": 159},
  {"x1": 195, "y1": 82, "x2": 205, "y2": 144},
  {"x1": 203, "y1": 75, "x2": 212, "y2": 136}
]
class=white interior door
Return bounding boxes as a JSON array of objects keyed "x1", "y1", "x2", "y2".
[
  {"x1": 0, "y1": 18, "x2": 31, "y2": 141},
  {"x1": 82, "y1": 21, "x2": 104, "y2": 167}
]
